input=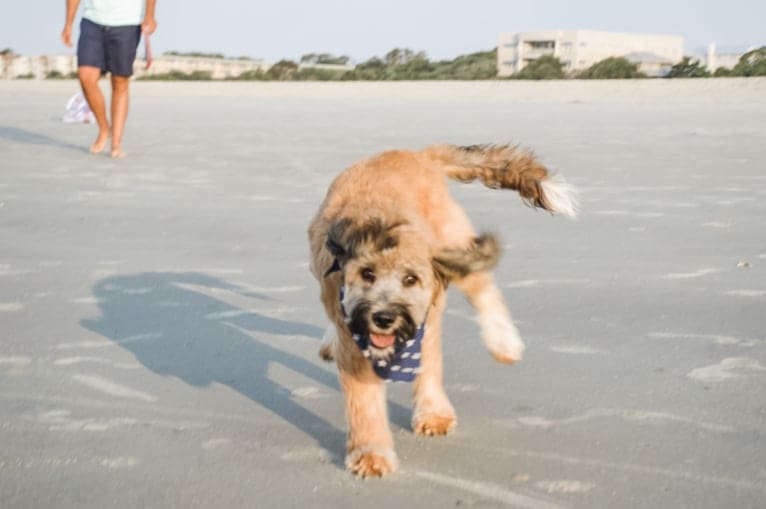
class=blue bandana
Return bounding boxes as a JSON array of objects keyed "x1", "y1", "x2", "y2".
[
  {"x1": 352, "y1": 324, "x2": 424, "y2": 383},
  {"x1": 338, "y1": 285, "x2": 425, "y2": 383}
]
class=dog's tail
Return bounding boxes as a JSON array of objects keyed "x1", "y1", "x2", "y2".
[{"x1": 421, "y1": 144, "x2": 578, "y2": 217}]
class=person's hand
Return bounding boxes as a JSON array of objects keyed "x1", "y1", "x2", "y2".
[
  {"x1": 61, "y1": 24, "x2": 73, "y2": 47},
  {"x1": 141, "y1": 16, "x2": 157, "y2": 35}
]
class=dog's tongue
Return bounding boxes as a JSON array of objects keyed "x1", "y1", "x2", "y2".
[{"x1": 369, "y1": 334, "x2": 396, "y2": 348}]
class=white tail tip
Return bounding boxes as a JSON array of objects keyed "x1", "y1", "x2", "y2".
[{"x1": 540, "y1": 175, "x2": 579, "y2": 218}]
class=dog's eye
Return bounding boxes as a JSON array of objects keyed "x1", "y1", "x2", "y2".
[
  {"x1": 402, "y1": 274, "x2": 419, "y2": 287},
  {"x1": 361, "y1": 268, "x2": 376, "y2": 283}
]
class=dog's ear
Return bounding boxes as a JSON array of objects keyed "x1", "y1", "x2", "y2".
[
  {"x1": 432, "y1": 234, "x2": 500, "y2": 282},
  {"x1": 326, "y1": 218, "x2": 353, "y2": 264},
  {"x1": 326, "y1": 217, "x2": 402, "y2": 265}
]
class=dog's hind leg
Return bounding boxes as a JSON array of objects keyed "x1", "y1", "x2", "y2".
[
  {"x1": 339, "y1": 364, "x2": 398, "y2": 477},
  {"x1": 456, "y1": 271, "x2": 525, "y2": 364},
  {"x1": 412, "y1": 290, "x2": 457, "y2": 436},
  {"x1": 435, "y1": 202, "x2": 525, "y2": 364}
]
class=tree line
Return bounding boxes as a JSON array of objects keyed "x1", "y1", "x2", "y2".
[
  {"x1": 7, "y1": 45, "x2": 764, "y2": 80},
  {"x1": 137, "y1": 48, "x2": 499, "y2": 81},
  {"x1": 141, "y1": 46, "x2": 765, "y2": 81},
  {"x1": 509, "y1": 47, "x2": 766, "y2": 79}
]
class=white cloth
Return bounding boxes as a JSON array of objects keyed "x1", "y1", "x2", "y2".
[{"x1": 62, "y1": 92, "x2": 96, "y2": 124}]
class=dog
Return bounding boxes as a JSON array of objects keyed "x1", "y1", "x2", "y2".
[{"x1": 307, "y1": 144, "x2": 577, "y2": 477}]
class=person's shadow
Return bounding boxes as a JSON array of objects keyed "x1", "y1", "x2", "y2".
[
  {"x1": 0, "y1": 125, "x2": 88, "y2": 153},
  {"x1": 80, "y1": 272, "x2": 410, "y2": 466}
]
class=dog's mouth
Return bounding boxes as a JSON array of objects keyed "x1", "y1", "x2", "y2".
[
  {"x1": 369, "y1": 333, "x2": 397, "y2": 349},
  {"x1": 364, "y1": 317, "x2": 414, "y2": 355}
]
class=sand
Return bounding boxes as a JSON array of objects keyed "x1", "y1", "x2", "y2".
[{"x1": 1, "y1": 78, "x2": 765, "y2": 508}]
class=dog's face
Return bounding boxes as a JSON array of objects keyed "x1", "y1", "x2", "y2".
[{"x1": 327, "y1": 217, "x2": 500, "y2": 359}]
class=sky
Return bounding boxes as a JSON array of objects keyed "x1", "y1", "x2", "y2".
[{"x1": 3, "y1": 0, "x2": 764, "y2": 61}]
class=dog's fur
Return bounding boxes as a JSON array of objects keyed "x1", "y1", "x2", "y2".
[{"x1": 308, "y1": 144, "x2": 577, "y2": 477}]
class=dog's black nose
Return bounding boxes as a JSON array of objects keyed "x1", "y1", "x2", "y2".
[{"x1": 372, "y1": 311, "x2": 395, "y2": 329}]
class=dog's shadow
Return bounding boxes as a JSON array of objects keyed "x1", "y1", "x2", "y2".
[{"x1": 80, "y1": 272, "x2": 411, "y2": 466}]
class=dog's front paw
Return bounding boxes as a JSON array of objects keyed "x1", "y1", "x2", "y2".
[
  {"x1": 413, "y1": 412, "x2": 457, "y2": 436},
  {"x1": 345, "y1": 446, "x2": 398, "y2": 478},
  {"x1": 318, "y1": 325, "x2": 336, "y2": 362},
  {"x1": 480, "y1": 314, "x2": 525, "y2": 364},
  {"x1": 318, "y1": 342, "x2": 334, "y2": 361}
]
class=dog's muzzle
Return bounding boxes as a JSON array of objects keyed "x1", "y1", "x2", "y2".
[{"x1": 339, "y1": 287, "x2": 425, "y2": 383}]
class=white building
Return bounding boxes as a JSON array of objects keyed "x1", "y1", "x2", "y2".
[
  {"x1": 623, "y1": 52, "x2": 676, "y2": 77},
  {"x1": 133, "y1": 55, "x2": 268, "y2": 79},
  {"x1": 498, "y1": 30, "x2": 684, "y2": 77},
  {"x1": 1, "y1": 54, "x2": 77, "y2": 79},
  {"x1": 1, "y1": 54, "x2": 268, "y2": 80},
  {"x1": 704, "y1": 43, "x2": 746, "y2": 72}
]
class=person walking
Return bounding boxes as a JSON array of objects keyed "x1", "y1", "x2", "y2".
[{"x1": 61, "y1": 0, "x2": 157, "y2": 158}]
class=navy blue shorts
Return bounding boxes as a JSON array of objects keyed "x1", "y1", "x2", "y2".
[{"x1": 77, "y1": 18, "x2": 141, "y2": 77}]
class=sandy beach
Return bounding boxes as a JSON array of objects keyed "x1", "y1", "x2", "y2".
[
  {"x1": 3, "y1": 76, "x2": 766, "y2": 102},
  {"x1": 1, "y1": 78, "x2": 765, "y2": 508}
]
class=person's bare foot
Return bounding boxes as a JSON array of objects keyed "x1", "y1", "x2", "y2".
[
  {"x1": 110, "y1": 147, "x2": 127, "y2": 159},
  {"x1": 89, "y1": 132, "x2": 109, "y2": 154}
]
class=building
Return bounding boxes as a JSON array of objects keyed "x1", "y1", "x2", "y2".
[
  {"x1": 704, "y1": 43, "x2": 746, "y2": 72},
  {"x1": 297, "y1": 62, "x2": 355, "y2": 73},
  {"x1": 498, "y1": 30, "x2": 684, "y2": 77},
  {"x1": 1, "y1": 54, "x2": 268, "y2": 80},
  {"x1": 298, "y1": 53, "x2": 355, "y2": 73},
  {"x1": 623, "y1": 52, "x2": 676, "y2": 77},
  {"x1": 1, "y1": 54, "x2": 77, "y2": 79},
  {"x1": 133, "y1": 55, "x2": 268, "y2": 79}
]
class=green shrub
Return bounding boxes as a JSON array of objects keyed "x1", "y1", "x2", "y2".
[
  {"x1": 231, "y1": 69, "x2": 268, "y2": 80},
  {"x1": 137, "y1": 70, "x2": 212, "y2": 80},
  {"x1": 731, "y1": 47, "x2": 766, "y2": 77},
  {"x1": 713, "y1": 67, "x2": 733, "y2": 77},
  {"x1": 667, "y1": 57, "x2": 710, "y2": 78},
  {"x1": 511, "y1": 55, "x2": 565, "y2": 80},
  {"x1": 265, "y1": 59, "x2": 299, "y2": 80},
  {"x1": 578, "y1": 57, "x2": 645, "y2": 79}
]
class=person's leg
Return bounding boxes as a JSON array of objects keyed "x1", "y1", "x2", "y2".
[
  {"x1": 76, "y1": 18, "x2": 110, "y2": 153},
  {"x1": 105, "y1": 25, "x2": 141, "y2": 158},
  {"x1": 78, "y1": 66, "x2": 110, "y2": 153},
  {"x1": 109, "y1": 75, "x2": 130, "y2": 158}
]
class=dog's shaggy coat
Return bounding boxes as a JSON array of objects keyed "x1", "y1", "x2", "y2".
[{"x1": 308, "y1": 144, "x2": 577, "y2": 477}]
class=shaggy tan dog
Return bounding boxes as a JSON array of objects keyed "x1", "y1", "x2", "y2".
[{"x1": 308, "y1": 144, "x2": 577, "y2": 477}]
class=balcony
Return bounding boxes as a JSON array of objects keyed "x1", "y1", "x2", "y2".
[
  {"x1": 521, "y1": 40, "x2": 556, "y2": 59},
  {"x1": 521, "y1": 47, "x2": 555, "y2": 59}
]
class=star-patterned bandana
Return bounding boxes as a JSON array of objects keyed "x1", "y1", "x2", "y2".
[{"x1": 352, "y1": 323, "x2": 424, "y2": 383}]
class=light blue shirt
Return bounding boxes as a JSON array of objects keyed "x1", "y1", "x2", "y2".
[{"x1": 82, "y1": 0, "x2": 145, "y2": 26}]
